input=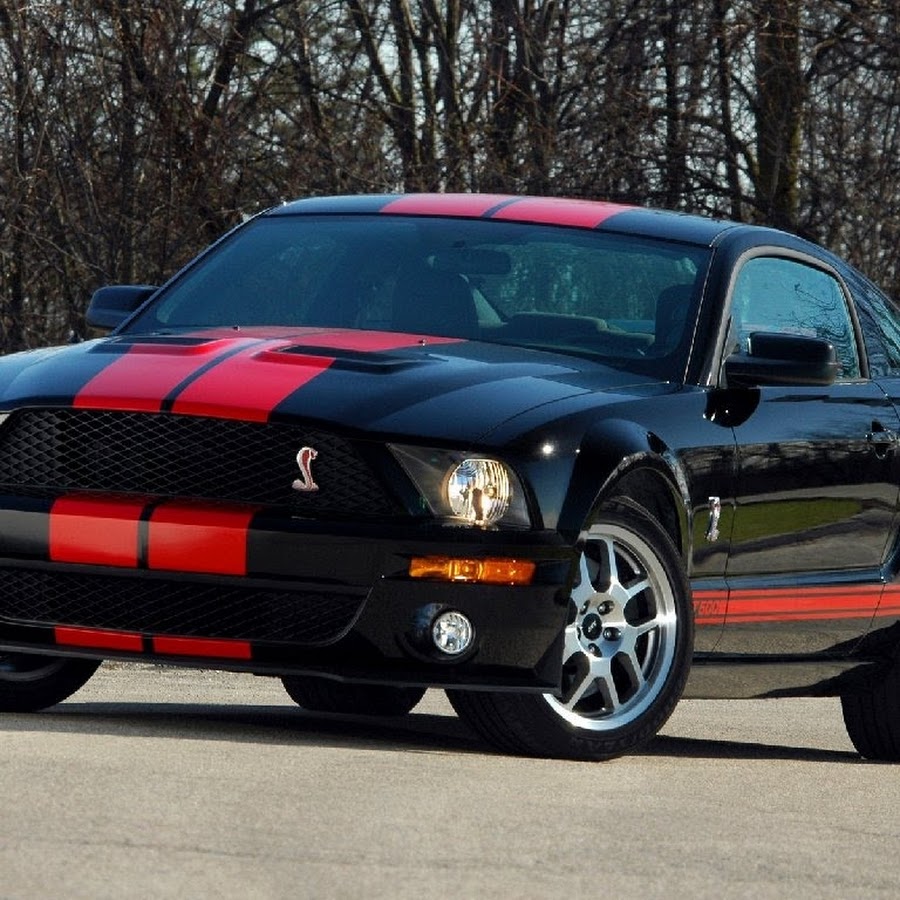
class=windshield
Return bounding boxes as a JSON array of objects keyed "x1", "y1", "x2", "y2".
[{"x1": 125, "y1": 214, "x2": 710, "y2": 378}]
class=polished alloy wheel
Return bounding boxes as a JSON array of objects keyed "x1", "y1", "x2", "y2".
[
  {"x1": 545, "y1": 522, "x2": 678, "y2": 730},
  {"x1": 447, "y1": 505, "x2": 692, "y2": 760}
]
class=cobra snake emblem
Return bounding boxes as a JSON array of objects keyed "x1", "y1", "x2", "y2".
[{"x1": 292, "y1": 446, "x2": 319, "y2": 492}]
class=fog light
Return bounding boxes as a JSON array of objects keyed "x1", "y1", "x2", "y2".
[{"x1": 432, "y1": 611, "x2": 474, "y2": 656}]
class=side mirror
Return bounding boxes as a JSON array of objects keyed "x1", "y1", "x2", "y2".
[
  {"x1": 724, "y1": 332, "x2": 840, "y2": 388},
  {"x1": 86, "y1": 284, "x2": 158, "y2": 330}
]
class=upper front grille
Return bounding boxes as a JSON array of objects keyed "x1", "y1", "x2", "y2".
[{"x1": 0, "y1": 409, "x2": 398, "y2": 518}]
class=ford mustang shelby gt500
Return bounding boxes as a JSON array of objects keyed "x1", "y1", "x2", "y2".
[{"x1": 3, "y1": 193, "x2": 900, "y2": 761}]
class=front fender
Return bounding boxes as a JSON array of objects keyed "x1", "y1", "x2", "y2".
[{"x1": 556, "y1": 419, "x2": 691, "y2": 556}]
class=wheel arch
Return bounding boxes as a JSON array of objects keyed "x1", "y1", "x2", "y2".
[{"x1": 556, "y1": 419, "x2": 690, "y2": 562}]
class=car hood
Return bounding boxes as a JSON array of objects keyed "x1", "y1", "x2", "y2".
[{"x1": 0, "y1": 329, "x2": 672, "y2": 444}]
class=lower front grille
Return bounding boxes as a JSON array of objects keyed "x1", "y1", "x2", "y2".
[{"x1": 0, "y1": 569, "x2": 364, "y2": 646}]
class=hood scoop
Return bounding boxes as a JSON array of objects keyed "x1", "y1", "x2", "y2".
[{"x1": 276, "y1": 343, "x2": 428, "y2": 373}]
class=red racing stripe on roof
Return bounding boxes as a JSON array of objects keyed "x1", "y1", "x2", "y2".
[
  {"x1": 380, "y1": 193, "x2": 634, "y2": 228},
  {"x1": 381, "y1": 193, "x2": 515, "y2": 217},
  {"x1": 490, "y1": 196, "x2": 633, "y2": 228}
]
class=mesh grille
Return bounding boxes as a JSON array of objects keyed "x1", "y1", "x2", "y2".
[
  {"x1": 0, "y1": 409, "x2": 397, "y2": 518},
  {"x1": 0, "y1": 569, "x2": 363, "y2": 645}
]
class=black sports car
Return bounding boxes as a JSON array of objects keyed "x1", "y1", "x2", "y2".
[{"x1": 3, "y1": 193, "x2": 900, "y2": 760}]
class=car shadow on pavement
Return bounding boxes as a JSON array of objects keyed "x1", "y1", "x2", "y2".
[
  {"x1": 0, "y1": 700, "x2": 877, "y2": 763},
  {"x1": 641, "y1": 733, "x2": 864, "y2": 763},
  {"x1": 1, "y1": 700, "x2": 487, "y2": 755}
]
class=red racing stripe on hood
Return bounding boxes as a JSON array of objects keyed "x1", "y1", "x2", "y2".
[
  {"x1": 169, "y1": 331, "x2": 461, "y2": 421},
  {"x1": 73, "y1": 338, "x2": 260, "y2": 412},
  {"x1": 170, "y1": 345, "x2": 335, "y2": 422},
  {"x1": 73, "y1": 330, "x2": 462, "y2": 422}
]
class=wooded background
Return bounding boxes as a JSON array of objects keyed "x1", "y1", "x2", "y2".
[{"x1": 1, "y1": 1, "x2": 898, "y2": 351}]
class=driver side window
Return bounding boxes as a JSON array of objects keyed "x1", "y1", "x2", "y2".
[{"x1": 730, "y1": 256, "x2": 860, "y2": 379}]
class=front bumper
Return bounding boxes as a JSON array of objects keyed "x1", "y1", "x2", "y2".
[{"x1": 0, "y1": 499, "x2": 575, "y2": 692}]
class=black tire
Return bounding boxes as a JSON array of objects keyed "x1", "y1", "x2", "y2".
[
  {"x1": 0, "y1": 653, "x2": 101, "y2": 712},
  {"x1": 841, "y1": 663, "x2": 900, "y2": 761},
  {"x1": 448, "y1": 504, "x2": 693, "y2": 760},
  {"x1": 282, "y1": 675, "x2": 426, "y2": 717}
]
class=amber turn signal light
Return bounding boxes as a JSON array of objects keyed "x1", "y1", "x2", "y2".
[{"x1": 409, "y1": 556, "x2": 536, "y2": 585}]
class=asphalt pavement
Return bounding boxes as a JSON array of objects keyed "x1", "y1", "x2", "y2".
[{"x1": 0, "y1": 663, "x2": 896, "y2": 899}]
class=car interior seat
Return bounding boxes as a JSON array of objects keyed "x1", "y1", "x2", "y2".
[
  {"x1": 391, "y1": 266, "x2": 479, "y2": 338},
  {"x1": 654, "y1": 283, "x2": 695, "y2": 353}
]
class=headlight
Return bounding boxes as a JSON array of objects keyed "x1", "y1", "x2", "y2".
[
  {"x1": 390, "y1": 445, "x2": 531, "y2": 528},
  {"x1": 447, "y1": 458, "x2": 511, "y2": 525}
]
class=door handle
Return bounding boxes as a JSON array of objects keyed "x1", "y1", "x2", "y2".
[{"x1": 867, "y1": 421, "x2": 897, "y2": 458}]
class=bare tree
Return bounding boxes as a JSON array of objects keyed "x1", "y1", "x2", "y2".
[{"x1": 2, "y1": 0, "x2": 900, "y2": 353}]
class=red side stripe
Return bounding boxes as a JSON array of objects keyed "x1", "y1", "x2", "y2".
[
  {"x1": 50, "y1": 496, "x2": 144, "y2": 567},
  {"x1": 694, "y1": 584, "x2": 883, "y2": 624},
  {"x1": 726, "y1": 585, "x2": 881, "y2": 623},
  {"x1": 152, "y1": 635, "x2": 252, "y2": 659},
  {"x1": 169, "y1": 344, "x2": 334, "y2": 422},
  {"x1": 876, "y1": 585, "x2": 900, "y2": 618},
  {"x1": 73, "y1": 339, "x2": 257, "y2": 412},
  {"x1": 692, "y1": 590, "x2": 728, "y2": 627},
  {"x1": 491, "y1": 197, "x2": 632, "y2": 228},
  {"x1": 147, "y1": 502, "x2": 256, "y2": 576},
  {"x1": 55, "y1": 625, "x2": 143, "y2": 653}
]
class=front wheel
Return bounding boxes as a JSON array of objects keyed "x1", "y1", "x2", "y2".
[
  {"x1": 0, "y1": 653, "x2": 101, "y2": 712},
  {"x1": 448, "y1": 505, "x2": 693, "y2": 760}
]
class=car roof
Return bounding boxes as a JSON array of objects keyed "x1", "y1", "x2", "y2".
[{"x1": 270, "y1": 193, "x2": 751, "y2": 247}]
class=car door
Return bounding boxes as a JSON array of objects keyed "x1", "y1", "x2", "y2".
[
  {"x1": 850, "y1": 271, "x2": 900, "y2": 631},
  {"x1": 716, "y1": 253, "x2": 900, "y2": 656}
]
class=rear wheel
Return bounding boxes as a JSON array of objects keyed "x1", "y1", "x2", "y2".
[
  {"x1": 0, "y1": 653, "x2": 101, "y2": 712},
  {"x1": 448, "y1": 505, "x2": 693, "y2": 760},
  {"x1": 841, "y1": 662, "x2": 900, "y2": 761},
  {"x1": 282, "y1": 676, "x2": 426, "y2": 717}
]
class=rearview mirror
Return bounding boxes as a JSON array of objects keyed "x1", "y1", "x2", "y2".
[{"x1": 724, "y1": 332, "x2": 839, "y2": 388}]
